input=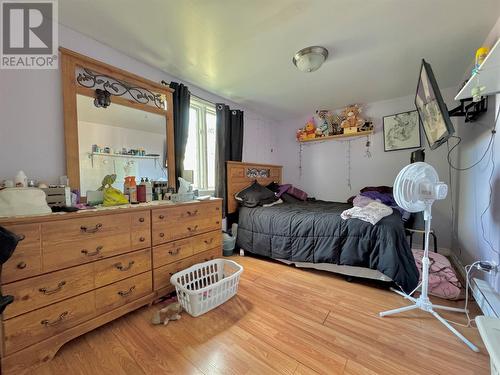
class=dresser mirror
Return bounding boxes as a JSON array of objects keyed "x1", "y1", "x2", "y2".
[
  {"x1": 60, "y1": 48, "x2": 176, "y2": 196},
  {"x1": 77, "y1": 94, "x2": 168, "y2": 195}
]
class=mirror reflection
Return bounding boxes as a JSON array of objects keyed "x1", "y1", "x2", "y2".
[{"x1": 77, "y1": 94, "x2": 168, "y2": 198}]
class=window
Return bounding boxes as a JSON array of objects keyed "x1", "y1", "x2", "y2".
[{"x1": 184, "y1": 98, "x2": 216, "y2": 192}]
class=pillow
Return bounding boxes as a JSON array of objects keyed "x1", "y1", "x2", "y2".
[
  {"x1": 281, "y1": 192, "x2": 301, "y2": 203},
  {"x1": 266, "y1": 182, "x2": 291, "y2": 198},
  {"x1": 266, "y1": 182, "x2": 280, "y2": 193},
  {"x1": 287, "y1": 186, "x2": 308, "y2": 201},
  {"x1": 277, "y1": 184, "x2": 291, "y2": 198},
  {"x1": 235, "y1": 181, "x2": 278, "y2": 208}
]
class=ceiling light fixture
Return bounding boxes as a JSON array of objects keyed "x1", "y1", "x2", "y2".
[{"x1": 292, "y1": 46, "x2": 329, "y2": 72}]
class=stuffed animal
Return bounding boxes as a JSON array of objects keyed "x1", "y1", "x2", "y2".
[
  {"x1": 315, "y1": 110, "x2": 329, "y2": 136},
  {"x1": 304, "y1": 118, "x2": 316, "y2": 139},
  {"x1": 296, "y1": 128, "x2": 306, "y2": 141},
  {"x1": 340, "y1": 104, "x2": 365, "y2": 134},
  {"x1": 98, "y1": 174, "x2": 129, "y2": 206},
  {"x1": 151, "y1": 301, "x2": 183, "y2": 326}
]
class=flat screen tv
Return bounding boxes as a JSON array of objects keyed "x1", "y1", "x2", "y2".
[{"x1": 415, "y1": 59, "x2": 455, "y2": 150}]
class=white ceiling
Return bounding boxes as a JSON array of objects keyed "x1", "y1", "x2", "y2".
[
  {"x1": 77, "y1": 94, "x2": 165, "y2": 134},
  {"x1": 60, "y1": 0, "x2": 500, "y2": 121}
]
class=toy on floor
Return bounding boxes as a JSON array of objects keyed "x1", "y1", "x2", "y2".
[{"x1": 151, "y1": 301, "x2": 183, "y2": 325}]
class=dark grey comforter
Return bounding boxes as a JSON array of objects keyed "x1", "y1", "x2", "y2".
[{"x1": 236, "y1": 200, "x2": 419, "y2": 293}]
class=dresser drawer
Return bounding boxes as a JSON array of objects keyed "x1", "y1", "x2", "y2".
[
  {"x1": 95, "y1": 271, "x2": 152, "y2": 313},
  {"x1": 193, "y1": 248, "x2": 221, "y2": 264},
  {"x1": 3, "y1": 291, "x2": 95, "y2": 355},
  {"x1": 43, "y1": 232, "x2": 132, "y2": 272},
  {"x1": 131, "y1": 229, "x2": 151, "y2": 250},
  {"x1": 191, "y1": 230, "x2": 222, "y2": 254},
  {"x1": 153, "y1": 257, "x2": 197, "y2": 291},
  {"x1": 152, "y1": 238, "x2": 193, "y2": 268},
  {"x1": 94, "y1": 249, "x2": 151, "y2": 288},
  {"x1": 2, "y1": 224, "x2": 41, "y2": 283},
  {"x1": 2, "y1": 263, "x2": 94, "y2": 320},
  {"x1": 152, "y1": 216, "x2": 221, "y2": 245},
  {"x1": 131, "y1": 211, "x2": 150, "y2": 229},
  {"x1": 152, "y1": 202, "x2": 220, "y2": 224},
  {"x1": 41, "y1": 213, "x2": 131, "y2": 245}
]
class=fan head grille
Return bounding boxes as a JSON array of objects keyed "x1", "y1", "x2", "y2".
[{"x1": 394, "y1": 162, "x2": 439, "y2": 213}]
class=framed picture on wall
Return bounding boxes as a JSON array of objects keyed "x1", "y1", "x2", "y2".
[{"x1": 383, "y1": 110, "x2": 421, "y2": 152}]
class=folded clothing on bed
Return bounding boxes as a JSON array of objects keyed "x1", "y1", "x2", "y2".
[{"x1": 341, "y1": 201, "x2": 393, "y2": 225}]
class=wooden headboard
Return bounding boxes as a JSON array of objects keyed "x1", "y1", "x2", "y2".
[{"x1": 226, "y1": 161, "x2": 283, "y2": 214}]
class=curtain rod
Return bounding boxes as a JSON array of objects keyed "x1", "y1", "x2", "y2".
[{"x1": 160, "y1": 80, "x2": 216, "y2": 105}]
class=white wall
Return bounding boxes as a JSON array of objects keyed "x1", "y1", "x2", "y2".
[
  {"x1": 274, "y1": 87, "x2": 460, "y2": 250},
  {"x1": 0, "y1": 24, "x2": 278, "y2": 185},
  {"x1": 78, "y1": 121, "x2": 167, "y2": 194},
  {"x1": 452, "y1": 17, "x2": 500, "y2": 294}
]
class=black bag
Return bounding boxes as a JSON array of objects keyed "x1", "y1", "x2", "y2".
[
  {"x1": 0, "y1": 226, "x2": 19, "y2": 264},
  {"x1": 0, "y1": 226, "x2": 19, "y2": 313}
]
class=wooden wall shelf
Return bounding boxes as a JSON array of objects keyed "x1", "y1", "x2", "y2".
[{"x1": 298, "y1": 129, "x2": 374, "y2": 143}]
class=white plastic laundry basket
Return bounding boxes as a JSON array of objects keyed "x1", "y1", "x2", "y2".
[{"x1": 170, "y1": 259, "x2": 243, "y2": 317}]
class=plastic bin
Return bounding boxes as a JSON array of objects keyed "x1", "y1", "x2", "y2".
[
  {"x1": 170, "y1": 259, "x2": 243, "y2": 317},
  {"x1": 223, "y1": 233, "x2": 237, "y2": 256}
]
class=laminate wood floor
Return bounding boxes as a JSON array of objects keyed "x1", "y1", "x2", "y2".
[{"x1": 32, "y1": 255, "x2": 489, "y2": 375}]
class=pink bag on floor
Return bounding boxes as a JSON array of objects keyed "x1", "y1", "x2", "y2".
[{"x1": 412, "y1": 249, "x2": 461, "y2": 300}]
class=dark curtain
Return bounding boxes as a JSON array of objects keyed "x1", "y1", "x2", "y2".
[
  {"x1": 215, "y1": 103, "x2": 244, "y2": 216},
  {"x1": 169, "y1": 82, "x2": 190, "y2": 190}
]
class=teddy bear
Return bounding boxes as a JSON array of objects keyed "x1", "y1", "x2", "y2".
[
  {"x1": 151, "y1": 301, "x2": 183, "y2": 326},
  {"x1": 340, "y1": 104, "x2": 365, "y2": 134}
]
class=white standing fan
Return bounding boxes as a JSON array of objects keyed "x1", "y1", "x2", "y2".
[{"x1": 379, "y1": 162, "x2": 479, "y2": 352}]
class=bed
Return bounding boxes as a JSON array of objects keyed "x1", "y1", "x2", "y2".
[{"x1": 226, "y1": 161, "x2": 419, "y2": 293}]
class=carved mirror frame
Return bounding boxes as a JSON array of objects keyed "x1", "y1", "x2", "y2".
[{"x1": 60, "y1": 47, "x2": 176, "y2": 192}]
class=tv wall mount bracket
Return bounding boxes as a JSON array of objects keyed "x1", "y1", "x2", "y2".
[{"x1": 448, "y1": 96, "x2": 487, "y2": 123}]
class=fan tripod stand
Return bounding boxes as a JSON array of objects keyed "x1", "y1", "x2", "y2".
[{"x1": 379, "y1": 213, "x2": 479, "y2": 352}]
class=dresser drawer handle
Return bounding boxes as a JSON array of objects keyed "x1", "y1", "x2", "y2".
[
  {"x1": 139, "y1": 217, "x2": 145, "y2": 223},
  {"x1": 80, "y1": 223, "x2": 102, "y2": 233},
  {"x1": 204, "y1": 256, "x2": 214, "y2": 261},
  {"x1": 17, "y1": 234, "x2": 26, "y2": 241},
  {"x1": 118, "y1": 285, "x2": 136, "y2": 297},
  {"x1": 204, "y1": 238, "x2": 214, "y2": 245},
  {"x1": 159, "y1": 215, "x2": 165, "y2": 220},
  {"x1": 169, "y1": 269, "x2": 181, "y2": 276},
  {"x1": 39, "y1": 281, "x2": 66, "y2": 295},
  {"x1": 41, "y1": 311, "x2": 68, "y2": 327},
  {"x1": 187, "y1": 209, "x2": 198, "y2": 216},
  {"x1": 168, "y1": 247, "x2": 181, "y2": 256},
  {"x1": 17, "y1": 261, "x2": 27, "y2": 269},
  {"x1": 81, "y1": 246, "x2": 103, "y2": 257},
  {"x1": 114, "y1": 261, "x2": 135, "y2": 271},
  {"x1": 187, "y1": 225, "x2": 198, "y2": 233},
  {"x1": 139, "y1": 236, "x2": 146, "y2": 242},
  {"x1": 159, "y1": 232, "x2": 165, "y2": 238}
]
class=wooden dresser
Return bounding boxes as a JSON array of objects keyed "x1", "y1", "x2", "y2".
[{"x1": 0, "y1": 198, "x2": 222, "y2": 374}]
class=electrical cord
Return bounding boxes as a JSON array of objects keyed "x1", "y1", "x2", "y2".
[
  {"x1": 447, "y1": 105, "x2": 500, "y2": 256},
  {"x1": 443, "y1": 261, "x2": 481, "y2": 328},
  {"x1": 446, "y1": 105, "x2": 499, "y2": 171},
  {"x1": 480, "y1": 129, "x2": 498, "y2": 255}
]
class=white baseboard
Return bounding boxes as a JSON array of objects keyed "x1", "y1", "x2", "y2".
[{"x1": 448, "y1": 252, "x2": 500, "y2": 318}]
